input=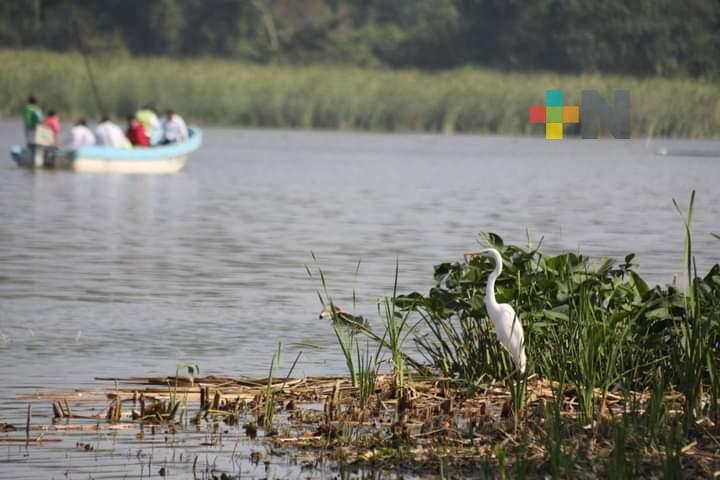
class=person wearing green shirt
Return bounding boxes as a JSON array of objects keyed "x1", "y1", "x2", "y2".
[{"x1": 23, "y1": 96, "x2": 43, "y2": 143}]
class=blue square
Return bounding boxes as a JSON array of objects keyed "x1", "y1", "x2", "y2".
[{"x1": 546, "y1": 89, "x2": 563, "y2": 107}]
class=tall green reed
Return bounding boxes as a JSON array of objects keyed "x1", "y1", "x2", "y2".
[
  {"x1": 543, "y1": 375, "x2": 575, "y2": 479},
  {"x1": 643, "y1": 368, "x2": 668, "y2": 445},
  {"x1": 607, "y1": 418, "x2": 630, "y2": 479},
  {"x1": 355, "y1": 340, "x2": 383, "y2": 410},
  {"x1": 306, "y1": 254, "x2": 364, "y2": 386},
  {"x1": 259, "y1": 341, "x2": 300, "y2": 429},
  {"x1": 379, "y1": 259, "x2": 418, "y2": 392},
  {"x1": 670, "y1": 191, "x2": 712, "y2": 430},
  {"x1": 308, "y1": 254, "x2": 427, "y2": 387},
  {"x1": 565, "y1": 282, "x2": 629, "y2": 422},
  {"x1": 661, "y1": 417, "x2": 684, "y2": 479},
  {"x1": 2, "y1": 49, "x2": 718, "y2": 138},
  {"x1": 261, "y1": 342, "x2": 282, "y2": 429}
]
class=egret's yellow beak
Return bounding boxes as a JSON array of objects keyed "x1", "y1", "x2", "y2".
[
  {"x1": 463, "y1": 252, "x2": 482, "y2": 263},
  {"x1": 464, "y1": 249, "x2": 494, "y2": 263}
]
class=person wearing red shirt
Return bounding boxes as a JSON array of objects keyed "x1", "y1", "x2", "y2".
[{"x1": 126, "y1": 115, "x2": 149, "y2": 147}]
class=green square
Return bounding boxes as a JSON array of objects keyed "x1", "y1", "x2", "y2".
[{"x1": 546, "y1": 106, "x2": 563, "y2": 123}]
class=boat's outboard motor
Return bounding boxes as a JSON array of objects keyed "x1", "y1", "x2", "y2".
[{"x1": 29, "y1": 124, "x2": 58, "y2": 168}]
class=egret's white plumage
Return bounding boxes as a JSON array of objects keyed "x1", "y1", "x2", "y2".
[{"x1": 465, "y1": 248, "x2": 527, "y2": 373}]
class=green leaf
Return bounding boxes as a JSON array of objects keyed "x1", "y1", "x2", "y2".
[
  {"x1": 630, "y1": 271, "x2": 650, "y2": 297},
  {"x1": 645, "y1": 307, "x2": 670, "y2": 320},
  {"x1": 480, "y1": 232, "x2": 504, "y2": 248},
  {"x1": 543, "y1": 309, "x2": 569, "y2": 322}
]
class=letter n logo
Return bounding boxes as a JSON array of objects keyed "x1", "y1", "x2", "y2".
[{"x1": 580, "y1": 90, "x2": 630, "y2": 139}]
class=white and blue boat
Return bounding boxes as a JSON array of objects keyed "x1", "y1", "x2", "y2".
[{"x1": 10, "y1": 127, "x2": 202, "y2": 174}]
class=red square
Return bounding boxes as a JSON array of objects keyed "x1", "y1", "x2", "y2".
[{"x1": 529, "y1": 105, "x2": 546, "y2": 123}]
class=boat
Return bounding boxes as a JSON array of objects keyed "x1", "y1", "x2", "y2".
[{"x1": 10, "y1": 127, "x2": 202, "y2": 174}]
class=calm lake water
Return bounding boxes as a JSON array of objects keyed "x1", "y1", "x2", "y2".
[{"x1": 0, "y1": 121, "x2": 719, "y2": 478}]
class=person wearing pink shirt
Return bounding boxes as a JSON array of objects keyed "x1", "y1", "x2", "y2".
[{"x1": 43, "y1": 110, "x2": 61, "y2": 146}]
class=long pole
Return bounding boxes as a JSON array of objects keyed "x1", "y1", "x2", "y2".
[{"x1": 71, "y1": 19, "x2": 104, "y2": 115}]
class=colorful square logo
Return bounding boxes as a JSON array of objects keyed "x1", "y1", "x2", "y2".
[{"x1": 529, "y1": 90, "x2": 580, "y2": 139}]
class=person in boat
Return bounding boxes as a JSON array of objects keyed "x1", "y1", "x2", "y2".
[
  {"x1": 126, "y1": 115, "x2": 150, "y2": 147},
  {"x1": 161, "y1": 109, "x2": 189, "y2": 144},
  {"x1": 22, "y1": 96, "x2": 43, "y2": 143},
  {"x1": 42, "y1": 110, "x2": 61, "y2": 146},
  {"x1": 65, "y1": 119, "x2": 95, "y2": 149},
  {"x1": 136, "y1": 105, "x2": 160, "y2": 142},
  {"x1": 94, "y1": 115, "x2": 129, "y2": 148}
]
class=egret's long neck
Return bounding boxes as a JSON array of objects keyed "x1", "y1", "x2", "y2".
[{"x1": 485, "y1": 250, "x2": 502, "y2": 309}]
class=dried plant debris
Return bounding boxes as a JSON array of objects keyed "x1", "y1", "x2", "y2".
[{"x1": 10, "y1": 373, "x2": 720, "y2": 478}]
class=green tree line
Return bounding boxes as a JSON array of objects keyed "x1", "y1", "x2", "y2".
[{"x1": 1, "y1": 0, "x2": 718, "y2": 76}]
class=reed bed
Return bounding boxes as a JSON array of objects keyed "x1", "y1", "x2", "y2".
[
  {"x1": 3, "y1": 193, "x2": 718, "y2": 477},
  {"x1": 1, "y1": 49, "x2": 719, "y2": 137},
  {"x1": 7, "y1": 370, "x2": 718, "y2": 478}
]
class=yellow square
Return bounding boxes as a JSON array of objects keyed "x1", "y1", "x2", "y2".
[{"x1": 546, "y1": 122, "x2": 563, "y2": 140}]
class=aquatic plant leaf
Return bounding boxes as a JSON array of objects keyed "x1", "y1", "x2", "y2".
[
  {"x1": 433, "y1": 262, "x2": 457, "y2": 283},
  {"x1": 630, "y1": 271, "x2": 650, "y2": 297},
  {"x1": 646, "y1": 307, "x2": 670, "y2": 320},
  {"x1": 543, "y1": 309, "x2": 569, "y2": 322},
  {"x1": 480, "y1": 232, "x2": 504, "y2": 248}
]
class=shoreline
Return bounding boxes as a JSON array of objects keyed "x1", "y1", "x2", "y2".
[
  {"x1": 2, "y1": 49, "x2": 718, "y2": 139},
  {"x1": 3, "y1": 118, "x2": 720, "y2": 143}
]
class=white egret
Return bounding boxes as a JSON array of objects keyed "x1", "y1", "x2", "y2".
[{"x1": 464, "y1": 248, "x2": 527, "y2": 373}]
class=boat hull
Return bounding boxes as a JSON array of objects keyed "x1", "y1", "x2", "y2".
[
  {"x1": 72, "y1": 155, "x2": 187, "y2": 173},
  {"x1": 10, "y1": 128, "x2": 202, "y2": 174}
]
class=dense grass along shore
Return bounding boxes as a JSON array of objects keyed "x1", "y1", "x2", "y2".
[{"x1": 1, "y1": 49, "x2": 718, "y2": 137}]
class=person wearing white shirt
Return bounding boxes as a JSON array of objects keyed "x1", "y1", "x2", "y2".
[
  {"x1": 65, "y1": 119, "x2": 96, "y2": 149},
  {"x1": 94, "y1": 115, "x2": 128, "y2": 148},
  {"x1": 161, "y1": 110, "x2": 189, "y2": 144}
]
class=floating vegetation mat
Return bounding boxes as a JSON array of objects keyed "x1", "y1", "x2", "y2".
[{"x1": 3, "y1": 373, "x2": 719, "y2": 478}]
